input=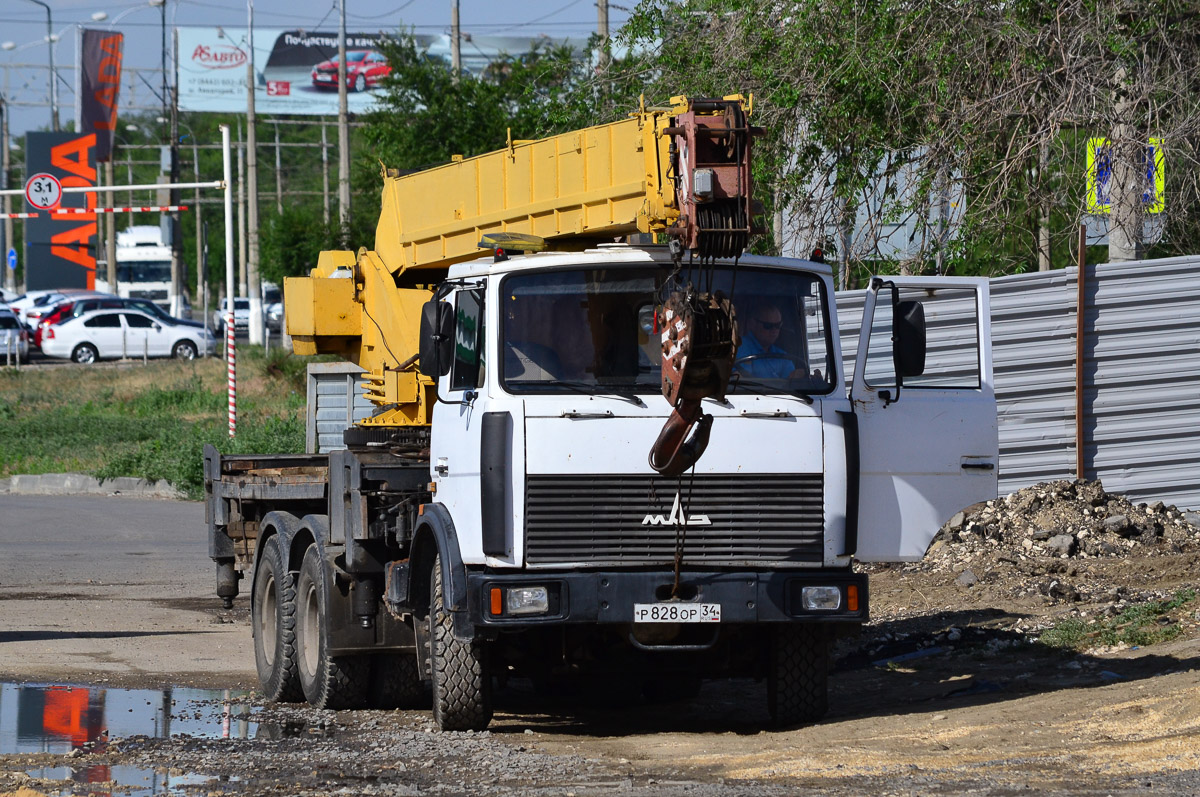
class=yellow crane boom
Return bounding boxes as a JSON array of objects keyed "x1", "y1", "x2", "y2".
[{"x1": 285, "y1": 94, "x2": 758, "y2": 429}]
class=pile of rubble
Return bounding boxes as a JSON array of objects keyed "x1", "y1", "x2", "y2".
[{"x1": 922, "y1": 479, "x2": 1200, "y2": 572}]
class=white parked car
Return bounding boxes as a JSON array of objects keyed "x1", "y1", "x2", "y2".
[
  {"x1": 0, "y1": 307, "x2": 29, "y2": 362},
  {"x1": 41, "y1": 308, "x2": 215, "y2": 363},
  {"x1": 212, "y1": 297, "x2": 250, "y2": 337}
]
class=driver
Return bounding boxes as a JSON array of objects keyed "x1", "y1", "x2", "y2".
[{"x1": 735, "y1": 302, "x2": 798, "y2": 379}]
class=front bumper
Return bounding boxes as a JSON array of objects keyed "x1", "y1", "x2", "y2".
[{"x1": 466, "y1": 569, "x2": 868, "y2": 630}]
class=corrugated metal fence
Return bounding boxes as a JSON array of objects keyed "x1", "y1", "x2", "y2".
[{"x1": 838, "y1": 254, "x2": 1200, "y2": 510}]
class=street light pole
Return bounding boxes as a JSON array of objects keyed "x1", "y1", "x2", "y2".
[{"x1": 20, "y1": 0, "x2": 58, "y2": 131}]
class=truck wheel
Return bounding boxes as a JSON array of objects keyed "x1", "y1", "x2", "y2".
[
  {"x1": 768, "y1": 624, "x2": 831, "y2": 727},
  {"x1": 369, "y1": 652, "x2": 426, "y2": 709},
  {"x1": 295, "y1": 543, "x2": 369, "y2": 709},
  {"x1": 252, "y1": 534, "x2": 304, "y2": 702},
  {"x1": 429, "y1": 554, "x2": 492, "y2": 731}
]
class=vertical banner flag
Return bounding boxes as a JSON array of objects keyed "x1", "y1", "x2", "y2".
[
  {"x1": 80, "y1": 30, "x2": 124, "y2": 163},
  {"x1": 25, "y1": 133, "x2": 98, "y2": 291}
]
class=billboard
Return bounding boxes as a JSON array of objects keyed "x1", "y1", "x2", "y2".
[
  {"x1": 177, "y1": 28, "x2": 393, "y2": 115},
  {"x1": 24, "y1": 133, "x2": 98, "y2": 291}
]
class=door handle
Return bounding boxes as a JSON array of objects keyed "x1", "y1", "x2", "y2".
[
  {"x1": 434, "y1": 458, "x2": 449, "y2": 476},
  {"x1": 961, "y1": 462, "x2": 995, "y2": 470}
]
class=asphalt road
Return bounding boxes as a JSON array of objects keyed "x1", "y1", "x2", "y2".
[{"x1": 0, "y1": 495, "x2": 255, "y2": 689}]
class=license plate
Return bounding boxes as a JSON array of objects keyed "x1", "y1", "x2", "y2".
[{"x1": 633, "y1": 602, "x2": 721, "y2": 623}]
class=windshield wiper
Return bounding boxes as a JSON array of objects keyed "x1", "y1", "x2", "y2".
[
  {"x1": 507, "y1": 379, "x2": 647, "y2": 407},
  {"x1": 555, "y1": 380, "x2": 647, "y2": 406},
  {"x1": 728, "y1": 376, "x2": 815, "y2": 404}
]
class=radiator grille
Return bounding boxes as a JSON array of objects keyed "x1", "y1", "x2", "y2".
[{"x1": 524, "y1": 474, "x2": 825, "y2": 565}]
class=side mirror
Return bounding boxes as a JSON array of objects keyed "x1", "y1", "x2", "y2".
[
  {"x1": 419, "y1": 299, "x2": 454, "y2": 378},
  {"x1": 892, "y1": 300, "x2": 926, "y2": 378}
]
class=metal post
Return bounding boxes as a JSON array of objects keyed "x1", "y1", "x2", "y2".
[
  {"x1": 193, "y1": 137, "x2": 202, "y2": 316},
  {"x1": 247, "y1": 0, "x2": 264, "y2": 344},
  {"x1": 321, "y1": 121, "x2": 330, "y2": 226},
  {"x1": 1075, "y1": 222, "x2": 1086, "y2": 480},
  {"x1": 273, "y1": 121, "x2": 282, "y2": 215},
  {"x1": 169, "y1": 26, "x2": 182, "y2": 317},
  {"x1": 1, "y1": 98, "x2": 13, "y2": 294},
  {"x1": 337, "y1": 0, "x2": 351, "y2": 231},
  {"x1": 221, "y1": 124, "x2": 237, "y2": 436},
  {"x1": 105, "y1": 160, "x2": 117, "y2": 292},
  {"x1": 20, "y1": 0, "x2": 59, "y2": 131},
  {"x1": 236, "y1": 121, "x2": 247, "y2": 297}
]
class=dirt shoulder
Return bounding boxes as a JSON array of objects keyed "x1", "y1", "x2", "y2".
[{"x1": 1, "y1": 484, "x2": 1198, "y2": 796}]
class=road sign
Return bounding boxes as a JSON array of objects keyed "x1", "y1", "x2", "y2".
[
  {"x1": 6, "y1": 249, "x2": 15, "y2": 271},
  {"x1": 24, "y1": 173, "x2": 63, "y2": 211},
  {"x1": 1086, "y1": 138, "x2": 1164, "y2": 214}
]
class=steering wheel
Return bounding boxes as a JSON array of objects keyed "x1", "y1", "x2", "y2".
[{"x1": 734, "y1": 352, "x2": 804, "y2": 367}]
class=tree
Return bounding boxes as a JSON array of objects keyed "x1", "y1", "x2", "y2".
[
  {"x1": 359, "y1": 34, "x2": 646, "y2": 172},
  {"x1": 625, "y1": 0, "x2": 1200, "y2": 279}
]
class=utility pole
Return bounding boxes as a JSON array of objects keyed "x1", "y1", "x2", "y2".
[
  {"x1": 247, "y1": 0, "x2": 264, "y2": 344},
  {"x1": 237, "y1": 122, "x2": 247, "y2": 297},
  {"x1": 192, "y1": 136, "x2": 202, "y2": 309},
  {"x1": 451, "y1": 0, "x2": 462, "y2": 78},
  {"x1": 274, "y1": 121, "x2": 282, "y2": 215},
  {"x1": 1037, "y1": 138, "x2": 1050, "y2": 271},
  {"x1": 21, "y1": 0, "x2": 58, "y2": 131},
  {"x1": 1108, "y1": 68, "x2": 1144, "y2": 263},
  {"x1": 169, "y1": 26, "x2": 183, "y2": 317},
  {"x1": 337, "y1": 0, "x2": 351, "y2": 233},
  {"x1": 596, "y1": 0, "x2": 609, "y2": 72},
  {"x1": 1, "y1": 97, "x2": 12, "y2": 294},
  {"x1": 321, "y1": 121, "x2": 330, "y2": 226}
]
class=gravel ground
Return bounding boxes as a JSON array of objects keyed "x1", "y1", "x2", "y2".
[{"x1": 1, "y1": 482, "x2": 1198, "y2": 796}]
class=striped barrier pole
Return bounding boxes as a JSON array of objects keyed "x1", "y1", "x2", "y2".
[{"x1": 227, "y1": 309, "x2": 237, "y2": 437}]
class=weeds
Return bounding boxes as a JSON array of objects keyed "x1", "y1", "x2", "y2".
[
  {"x1": 1038, "y1": 590, "x2": 1197, "y2": 651},
  {"x1": 0, "y1": 349, "x2": 318, "y2": 498}
]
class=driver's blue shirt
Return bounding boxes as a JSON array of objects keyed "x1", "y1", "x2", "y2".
[{"x1": 736, "y1": 334, "x2": 792, "y2": 378}]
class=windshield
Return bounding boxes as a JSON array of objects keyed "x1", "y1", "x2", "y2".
[
  {"x1": 500, "y1": 264, "x2": 836, "y2": 396},
  {"x1": 117, "y1": 260, "x2": 171, "y2": 283}
]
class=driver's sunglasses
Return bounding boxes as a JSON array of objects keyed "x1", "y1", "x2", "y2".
[{"x1": 754, "y1": 319, "x2": 782, "y2": 331}]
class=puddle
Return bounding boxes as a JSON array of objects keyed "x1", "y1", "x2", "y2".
[{"x1": 0, "y1": 682, "x2": 256, "y2": 795}]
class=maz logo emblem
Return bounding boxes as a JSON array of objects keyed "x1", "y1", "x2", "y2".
[{"x1": 642, "y1": 491, "x2": 711, "y2": 526}]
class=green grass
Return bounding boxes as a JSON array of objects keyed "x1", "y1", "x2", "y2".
[
  {"x1": 1038, "y1": 590, "x2": 1197, "y2": 651},
  {"x1": 0, "y1": 350, "x2": 324, "y2": 499}
]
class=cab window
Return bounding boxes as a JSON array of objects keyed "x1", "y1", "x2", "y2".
[{"x1": 450, "y1": 289, "x2": 485, "y2": 391}]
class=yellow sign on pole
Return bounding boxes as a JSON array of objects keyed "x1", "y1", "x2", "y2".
[{"x1": 1086, "y1": 137, "x2": 1165, "y2": 214}]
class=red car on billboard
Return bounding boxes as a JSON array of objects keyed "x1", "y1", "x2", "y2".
[{"x1": 310, "y1": 50, "x2": 390, "y2": 93}]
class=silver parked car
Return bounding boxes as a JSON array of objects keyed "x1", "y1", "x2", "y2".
[{"x1": 0, "y1": 307, "x2": 29, "y2": 362}]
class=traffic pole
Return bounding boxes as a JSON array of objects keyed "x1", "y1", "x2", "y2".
[{"x1": 222, "y1": 124, "x2": 237, "y2": 437}]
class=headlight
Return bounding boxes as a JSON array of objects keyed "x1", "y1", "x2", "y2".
[
  {"x1": 490, "y1": 585, "x2": 550, "y2": 617},
  {"x1": 801, "y1": 586, "x2": 842, "y2": 611}
]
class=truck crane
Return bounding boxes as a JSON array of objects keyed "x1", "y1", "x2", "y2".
[{"x1": 204, "y1": 95, "x2": 999, "y2": 731}]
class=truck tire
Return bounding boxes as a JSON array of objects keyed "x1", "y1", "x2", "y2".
[
  {"x1": 252, "y1": 535, "x2": 304, "y2": 703},
  {"x1": 295, "y1": 543, "x2": 370, "y2": 709},
  {"x1": 369, "y1": 652, "x2": 426, "y2": 709},
  {"x1": 430, "y1": 554, "x2": 492, "y2": 730},
  {"x1": 767, "y1": 624, "x2": 831, "y2": 727}
]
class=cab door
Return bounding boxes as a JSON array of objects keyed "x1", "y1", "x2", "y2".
[
  {"x1": 850, "y1": 276, "x2": 998, "y2": 561},
  {"x1": 429, "y1": 285, "x2": 496, "y2": 564}
]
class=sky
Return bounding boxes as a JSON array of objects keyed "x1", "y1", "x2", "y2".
[{"x1": 0, "y1": 0, "x2": 633, "y2": 139}]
